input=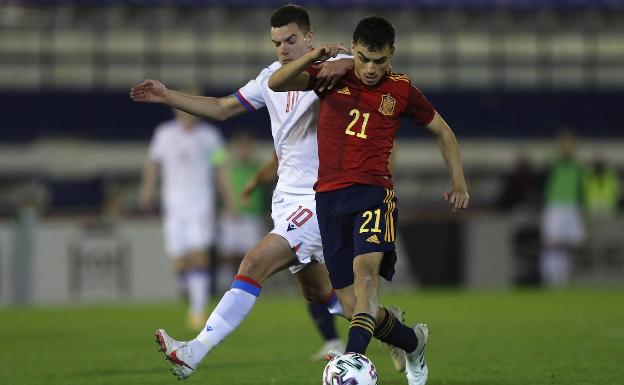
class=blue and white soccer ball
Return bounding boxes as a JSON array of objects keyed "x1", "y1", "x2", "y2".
[{"x1": 322, "y1": 352, "x2": 378, "y2": 385}]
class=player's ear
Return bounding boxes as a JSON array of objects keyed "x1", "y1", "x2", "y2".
[
  {"x1": 351, "y1": 41, "x2": 356, "y2": 53},
  {"x1": 306, "y1": 31, "x2": 314, "y2": 48}
]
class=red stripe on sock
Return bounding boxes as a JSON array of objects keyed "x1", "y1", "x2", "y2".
[{"x1": 234, "y1": 274, "x2": 262, "y2": 289}]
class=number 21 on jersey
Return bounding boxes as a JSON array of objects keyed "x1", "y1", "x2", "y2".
[{"x1": 345, "y1": 109, "x2": 369, "y2": 139}]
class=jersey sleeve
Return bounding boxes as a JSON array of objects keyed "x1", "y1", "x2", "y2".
[
  {"x1": 236, "y1": 73, "x2": 267, "y2": 112},
  {"x1": 148, "y1": 126, "x2": 165, "y2": 161},
  {"x1": 406, "y1": 84, "x2": 436, "y2": 126},
  {"x1": 330, "y1": 53, "x2": 353, "y2": 61}
]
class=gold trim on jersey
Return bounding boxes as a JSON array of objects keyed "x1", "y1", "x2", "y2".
[
  {"x1": 383, "y1": 189, "x2": 396, "y2": 242},
  {"x1": 379, "y1": 94, "x2": 397, "y2": 116},
  {"x1": 387, "y1": 72, "x2": 410, "y2": 83}
]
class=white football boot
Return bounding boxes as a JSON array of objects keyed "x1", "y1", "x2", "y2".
[
  {"x1": 325, "y1": 349, "x2": 343, "y2": 361},
  {"x1": 406, "y1": 323, "x2": 429, "y2": 385},
  {"x1": 311, "y1": 339, "x2": 346, "y2": 361},
  {"x1": 154, "y1": 329, "x2": 196, "y2": 380},
  {"x1": 378, "y1": 306, "x2": 408, "y2": 372}
]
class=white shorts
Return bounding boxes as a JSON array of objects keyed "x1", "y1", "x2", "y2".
[
  {"x1": 270, "y1": 189, "x2": 324, "y2": 274},
  {"x1": 218, "y1": 214, "x2": 265, "y2": 256},
  {"x1": 541, "y1": 204, "x2": 585, "y2": 246},
  {"x1": 163, "y1": 211, "x2": 214, "y2": 258}
]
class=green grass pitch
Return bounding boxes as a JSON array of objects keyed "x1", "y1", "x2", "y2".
[{"x1": 1, "y1": 289, "x2": 622, "y2": 385}]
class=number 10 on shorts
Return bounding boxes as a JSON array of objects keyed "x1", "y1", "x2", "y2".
[{"x1": 287, "y1": 205, "x2": 313, "y2": 227}]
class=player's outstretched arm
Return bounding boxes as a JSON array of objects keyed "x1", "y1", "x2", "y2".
[
  {"x1": 129, "y1": 79, "x2": 247, "y2": 121},
  {"x1": 425, "y1": 112, "x2": 470, "y2": 213},
  {"x1": 268, "y1": 44, "x2": 347, "y2": 92}
]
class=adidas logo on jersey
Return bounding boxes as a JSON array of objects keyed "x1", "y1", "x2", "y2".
[
  {"x1": 366, "y1": 234, "x2": 380, "y2": 244},
  {"x1": 337, "y1": 87, "x2": 351, "y2": 95}
]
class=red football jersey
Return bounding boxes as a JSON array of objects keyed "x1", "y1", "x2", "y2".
[{"x1": 306, "y1": 68, "x2": 436, "y2": 192}]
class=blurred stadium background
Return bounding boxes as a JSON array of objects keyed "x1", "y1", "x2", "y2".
[{"x1": 0, "y1": 0, "x2": 623, "y2": 304}]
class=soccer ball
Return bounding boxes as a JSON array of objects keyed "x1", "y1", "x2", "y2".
[{"x1": 322, "y1": 352, "x2": 378, "y2": 385}]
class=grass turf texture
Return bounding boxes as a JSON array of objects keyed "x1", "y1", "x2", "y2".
[{"x1": 1, "y1": 289, "x2": 622, "y2": 385}]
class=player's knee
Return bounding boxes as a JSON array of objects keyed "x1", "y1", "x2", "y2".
[{"x1": 237, "y1": 254, "x2": 265, "y2": 282}]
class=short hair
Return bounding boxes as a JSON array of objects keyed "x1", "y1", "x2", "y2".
[
  {"x1": 270, "y1": 4, "x2": 311, "y2": 34},
  {"x1": 353, "y1": 16, "x2": 395, "y2": 52}
]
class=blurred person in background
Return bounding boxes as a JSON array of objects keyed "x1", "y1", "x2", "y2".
[
  {"x1": 216, "y1": 131, "x2": 266, "y2": 292},
  {"x1": 9, "y1": 181, "x2": 46, "y2": 304},
  {"x1": 139, "y1": 93, "x2": 236, "y2": 331},
  {"x1": 583, "y1": 156, "x2": 620, "y2": 219},
  {"x1": 496, "y1": 153, "x2": 541, "y2": 211},
  {"x1": 131, "y1": 5, "x2": 362, "y2": 378},
  {"x1": 540, "y1": 130, "x2": 585, "y2": 287}
]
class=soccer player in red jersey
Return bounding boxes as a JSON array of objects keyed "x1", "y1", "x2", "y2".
[{"x1": 269, "y1": 16, "x2": 469, "y2": 385}]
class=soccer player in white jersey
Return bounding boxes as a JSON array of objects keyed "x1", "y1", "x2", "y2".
[
  {"x1": 131, "y1": 5, "x2": 353, "y2": 378},
  {"x1": 139, "y1": 102, "x2": 236, "y2": 331}
]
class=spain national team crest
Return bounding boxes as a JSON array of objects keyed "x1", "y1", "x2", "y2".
[{"x1": 378, "y1": 94, "x2": 396, "y2": 116}]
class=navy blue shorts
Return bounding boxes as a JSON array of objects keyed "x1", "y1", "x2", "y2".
[{"x1": 316, "y1": 184, "x2": 398, "y2": 289}]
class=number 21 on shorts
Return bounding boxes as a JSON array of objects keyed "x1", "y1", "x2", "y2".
[{"x1": 359, "y1": 209, "x2": 381, "y2": 233}]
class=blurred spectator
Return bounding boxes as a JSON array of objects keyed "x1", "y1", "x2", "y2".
[
  {"x1": 139, "y1": 93, "x2": 236, "y2": 330},
  {"x1": 8, "y1": 181, "x2": 45, "y2": 304},
  {"x1": 540, "y1": 130, "x2": 586, "y2": 287},
  {"x1": 497, "y1": 154, "x2": 542, "y2": 286},
  {"x1": 583, "y1": 157, "x2": 620, "y2": 218},
  {"x1": 216, "y1": 132, "x2": 267, "y2": 292},
  {"x1": 497, "y1": 153, "x2": 541, "y2": 211}
]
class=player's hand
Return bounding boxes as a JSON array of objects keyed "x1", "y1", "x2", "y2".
[
  {"x1": 129, "y1": 79, "x2": 168, "y2": 104},
  {"x1": 443, "y1": 190, "x2": 469, "y2": 214},
  {"x1": 311, "y1": 43, "x2": 349, "y2": 62},
  {"x1": 313, "y1": 58, "x2": 353, "y2": 92}
]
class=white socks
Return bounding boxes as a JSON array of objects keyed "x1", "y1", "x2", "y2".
[{"x1": 194, "y1": 275, "x2": 261, "y2": 359}]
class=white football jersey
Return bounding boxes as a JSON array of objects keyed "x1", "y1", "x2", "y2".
[
  {"x1": 149, "y1": 120, "x2": 225, "y2": 216},
  {"x1": 236, "y1": 61, "x2": 320, "y2": 195}
]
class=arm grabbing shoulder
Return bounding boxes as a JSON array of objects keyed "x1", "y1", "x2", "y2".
[{"x1": 269, "y1": 45, "x2": 345, "y2": 91}]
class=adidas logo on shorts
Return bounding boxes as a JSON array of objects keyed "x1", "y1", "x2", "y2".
[{"x1": 366, "y1": 234, "x2": 380, "y2": 244}]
